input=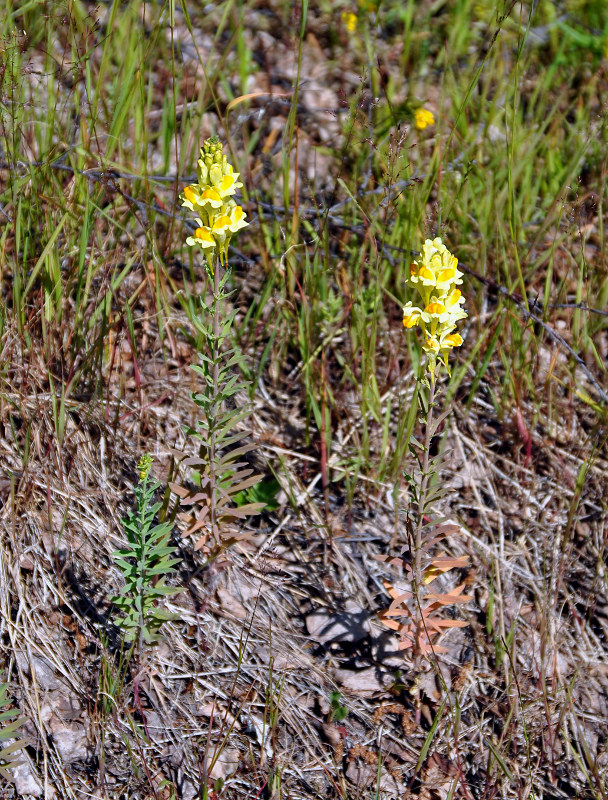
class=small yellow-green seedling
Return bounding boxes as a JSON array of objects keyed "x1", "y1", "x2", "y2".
[{"x1": 112, "y1": 455, "x2": 182, "y2": 652}]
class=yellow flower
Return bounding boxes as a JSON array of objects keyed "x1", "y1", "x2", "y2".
[
  {"x1": 403, "y1": 301, "x2": 423, "y2": 328},
  {"x1": 445, "y1": 288, "x2": 464, "y2": 310},
  {"x1": 181, "y1": 185, "x2": 201, "y2": 213},
  {"x1": 194, "y1": 205, "x2": 248, "y2": 263},
  {"x1": 425, "y1": 336, "x2": 439, "y2": 354},
  {"x1": 415, "y1": 108, "x2": 435, "y2": 130},
  {"x1": 211, "y1": 213, "x2": 231, "y2": 235},
  {"x1": 225, "y1": 204, "x2": 248, "y2": 233},
  {"x1": 186, "y1": 226, "x2": 216, "y2": 251},
  {"x1": 198, "y1": 187, "x2": 224, "y2": 210},
  {"x1": 442, "y1": 332, "x2": 463, "y2": 349},
  {"x1": 424, "y1": 300, "x2": 446, "y2": 316},
  {"x1": 418, "y1": 265, "x2": 435, "y2": 283},
  {"x1": 217, "y1": 172, "x2": 241, "y2": 198},
  {"x1": 341, "y1": 11, "x2": 357, "y2": 32}
]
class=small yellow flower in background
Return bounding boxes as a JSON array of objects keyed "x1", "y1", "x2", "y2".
[
  {"x1": 341, "y1": 11, "x2": 357, "y2": 32},
  {"x1": 403, "y1": 237, "x2": 466, "y2": 372},
  {"x1": 181, "y1": 137, "x2": 249, "y2": 272},
  {"x1": 415, "y1": 107, "x2": 435, "y2": 130}
]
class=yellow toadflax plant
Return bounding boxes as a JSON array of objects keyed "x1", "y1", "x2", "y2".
[
  {"x1": 378, "y1": 238, "x2": 471, "y2": 660},
  {"x1": 171, "y1": 138, "x2": 265, "y2": 560}
]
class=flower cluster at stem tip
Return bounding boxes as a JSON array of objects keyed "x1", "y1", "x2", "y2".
[
  {"x1": 181, "y1": 137, "x2": 249, "y2": 272},
  {"x1": 137, "y1": 453, "x2": 154, "y2": 483},
  {"x1": 403, "y1": 237, "x2": 467, "y2": 374}
]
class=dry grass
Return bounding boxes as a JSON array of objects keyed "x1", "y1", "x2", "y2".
[{"x1": 1, "y1": 281, "x2": 607, "y2": 798}]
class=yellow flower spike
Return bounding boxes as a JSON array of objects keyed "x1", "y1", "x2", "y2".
[
  {"x1": 415, "y1": 108, "x2": 435, "y2": 130},
  {"x1": 183, "y1": 138, "x2": 249, "y2": 266},
  {"x1": 403, "y1": 237, "x2": 466, "y2": 372},
  {"x1": 137, "y1": 453, "x2": 154, "y2": 483}
]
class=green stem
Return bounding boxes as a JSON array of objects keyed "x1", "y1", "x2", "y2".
[
  {"x1": 209, "y1": 258, "x2": 221, "y2": 548},
  {"x1": 413, "y1": 366, "x2": 436, "y2": 658},
  {"x1": 136, "y1": 479, "x2": 148, "y2": 659}
]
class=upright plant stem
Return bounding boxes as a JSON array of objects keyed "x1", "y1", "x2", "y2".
[
  {"x1": 137, "y1": 480, "x2": 146, "y2": 658},
  {"x1": 209, "y1": 258, "x2": 221, "y2": 548},
  {"x1": 413, "y1": 369, "x2": 436, "y2": 657}
]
